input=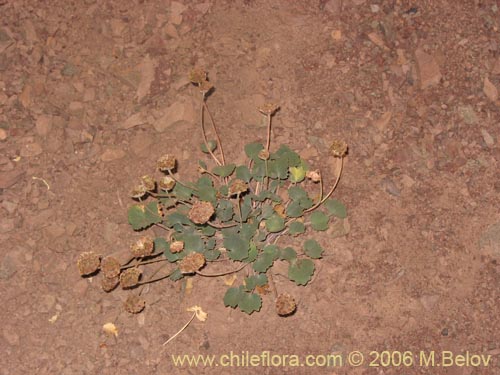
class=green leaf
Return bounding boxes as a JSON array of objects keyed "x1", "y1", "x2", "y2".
[
  {"x1": 253, "y1": 252, "x2": 275, "y2": 273},
  {"x1": 159, "y1": 197, "x2": 176, "y2": 208},
  {"x1": 310, "y1": 211, "x2": 329, "y2": 231},
  {"x1": 197, "y1": 186, "x2": 216, "y2": 203},
  {"x1": 218, "y1": 184, "x2": 229, "y2": 197},
  {"x1": 223, "y1": 234, "x2": 249, "y2": 261},
  {"x1": 235, "y1": 165, "x2": 251, "y2": 182},
  {"x1": 324, "y1": 199, "x2": 347, "y2": 218},
  {"x1": 304, "y1": 239, "x2": 323, "y2": 259},
  {"x1": 244, "y1": 142, "x2": 264, "y2": 160},
  {"x1": 288, "y1": 259, "x2": 315, "y2": 286},
  {"x1": 244, "y1": 274, "x2": 269, "y2": 291},
  {"x1": 224, "y1": 287, "x2": 242, "y2": 308},
  {"x1": 274, "y1": 145, "x2": 301, "y2": 167},
  {"x1": 201, "y1": 140, "x2": 217, "y2": 153},
  {"x1": 205, "y1": 237, "x2": 216, "y2": 250},
  {"x1": 238, "y1": 292, "x2": 262, "y2": 314},
  {"x1": 239, "y1": 222, "x2": 257, "y2": 242},
  {"x1": 260, "y1": 204, "x2": 275, "y2": 219},
  {"x1": 198, "y1": 160, "x2": 207, "y2": 170},
  {"x1": 169, "y1": 268, "x2": 184, "y2": 281},
  {"x1": 212, "y1": 164, "x2": 236, "y2": 178},
  {"x1": 265, "y1": 214, "x2": 285, "y2": 233},
  {"x1": 288, "y1": 186, "x2": 308, "y2": 201},
  {"x1": 240, "y1": 196, "x2": 252, "y2": 222},
  {"x1": 128, "y1": 202, "x2": 162, "y2": 230},
  {"x1": 179, "y1": 233, "x2": 204, "y2": 252},
  {"x1": 251, "y1": 159, "x2": 266, "y2": 181},
  {"x1": 298, "y1": 196, "x2": 314, "y2": 209},
  {"x1": 165, "y1": 212, "x2": 191, "y2": 227},
  {"x1": 173, "y1": 183, "x2": 193, "y2": 200},
  {"x1": 267, "y1": 157, "x2": 288, "y2": 180},
  {"x1": 205, "y1": 249, "x2": 221, "y2": 261},
  {"x1": 289, "y1": 165, "x2": 306, "y2": 183},
  {"x1": 216, "y1": 200, "x2": 234, "y2": 222},
  {"x1": 200, "y1": 225, "x2": 216, "y2": 237},
  {"x1": 285, "y1": 201, "x2": 304, "y2": 218},
  {"x1": 244, "y1": 242, "x2": 258, "y2": 263},
  {"x1": 288, "y1": 221, "x2": 305, "y2": 235},
  {"x1": 280, "y1": 247, "x2": 297, "y2": 261}
]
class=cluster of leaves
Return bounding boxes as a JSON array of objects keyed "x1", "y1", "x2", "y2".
[
  {"x1": 125, "y1": 142, "x2": 347, "y2": 315},
  {"x1": 77, "y1": 69, "x2": 348, "y2": 316}
]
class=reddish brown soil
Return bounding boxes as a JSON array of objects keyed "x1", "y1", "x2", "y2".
[{"x1": 1, "y1": 1, "x2": 499, "y2": 374}]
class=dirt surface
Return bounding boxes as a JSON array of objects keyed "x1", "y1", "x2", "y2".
[{"x1": 1, "y1": 0, "x2": 499, "y2": 374}]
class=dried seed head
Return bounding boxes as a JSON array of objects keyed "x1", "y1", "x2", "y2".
[
  {"x1": 124, "y1": 294, "x2": 146, "y2": 314},
  {"x1": 101, "y1": 256, "x2": 121, "y2": 279},
  {"x1": 159, "y1": 176, "x2": 176, "y2": 191},
  {"x1": 258, "y1": 149, "x2": 270, "y2": 160},
  {"x1": 199, "y1": 80, "x2": 214, "y2": 95},
  {"x1": 258, "y1": 103, "x2": 280, "y2": 116},
  {"x1": 157, "y1": 154, "x2": 176, "y2": 172},
  {"x1": 229, "y1": 179, "x2": 248, "y2": 196},
  {"x1": 170, "y1": 240, "x2": 184, "y2": 253},
  {"x1": 275, "y1": 293, "x2": 297, "y2": 316},
  {"x1": 179, "y1": 253, "x2": 206, "y2": 274},
  {"x1": 189, "y1": 67, "x2": 207, "y2": 85},
  {"x1": 130, "y1": 184, "x2": 147, "y2": 199},
  {"x1": 330, "y1": 140, "x2": 348, "y2": 158},
  {"x1": 188, "y1": 201, "x2": 215, "y2": 224},
  {"x1": 120, "y1": 267, "x2": 142, "y2": 289},
  {"x1": 141, "y1": 175, "x2": 156, "y2": 191},
  {"x1": 306, "y1": 170, "x2": 321, "y2": 183},
  {"x1": 130, "y1": 236, "x2": 154, "y2": 258},
  {"x1": 101, "y1": 276, "x2": 119, "y2": 292},
  {"x1": 274, "y1": 203, "x2": 286, "y2": 218},
  {"x1": 77, "y1": 251, "x2": 101, "y2": 276}
]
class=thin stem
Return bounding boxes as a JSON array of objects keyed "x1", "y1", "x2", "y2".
[
  {"x1": 167, "y1": 170, "x2": 197, "y2": 191},
  {"x1": 304, "y1": 156, "x2": 344, "y2": 214},
  {"x1": 121, "y1": 255, "x2": 166, "y2": 270},
  {"x1": 203, "y1": 100, "x2": 226, "y2": 165},
  {"x1": 162, "y1": 312, "x2": 196, "y2": 346},
  {"x1": 200, "y1": 95, "x2": 222, "y2": 166},
  {"x1": 265, "y1": 114, "x2": 272, "y2": 152},
  {"x1": 268, "y1": 273, "x2": 278, "y2": 299},
  {"x1": 138, "y1": 266, "x2": 174, "y2": 292},
  {"x1": 206, "y1": 220, "x2": 239, "y2": 229},
  {"x1": 236, "y1": 193, "x2": 243, "y2": 227},
  {"x1": 196, "y1": 262, "x2": 248, "y2": 277}
]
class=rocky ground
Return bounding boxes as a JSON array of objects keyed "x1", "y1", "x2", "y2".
[{"x1": 0, "y1": 0, "x2": 499, "y2": 374}]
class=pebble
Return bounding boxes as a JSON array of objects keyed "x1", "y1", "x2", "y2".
[
  {"x1": 3, "y1": 326, "x2": 20, "y2": 346},
  {"x1": 0, "y1": 169, "x2": 24, "y2": 189},
  {"x1": 153, "y1": 98, "x2": 196, "y2": 132},
  {"x1": 0, "y1": 218, "x2": 15, "y2": 233},
  {"x1": 381, "y1": 177, "x2": 401, "y2": 196},
  {"x1": 39, "y1": 294, "x2": 56, "y2": 313},
  {"x1": 100, "y1": 148, "x2": 126, "y2": 162},
  {"x1": 481, "y1": 129, "x2": 495, "y2": 146},
  {"x1": 121, "y1": 112, "x2": 146, "y2": 130},
  {"x1": 45, "y1": 223, "x2": 66, "y2": 239},
  {"x1": 0, "y1": 253, "x2": 17, "y2": 279},
  {"x1": 130, "y1": 132, "x2": 153, "y2": 157},
  {"x1": 420, "y1": 295, "x2": 439, "y2": 311},
  {"x1": 483, "y1": 77, "x2": 498, "y2": 102},
  {"x1": 35, "y1": 115, "x2": 53, "y2": 136},
  {"x1": 415, "y1": 49, "x2": 442, "y2": 89},
  {"x1": 20, "y1": 142, "x2": 43, "y2": 157},
  {"x1": 457, "y1": 105, "x2": 478, "y2": 125},
  {"x1": 479, "y1": 222, "x2": 500, "y2": 258},
  {"x1": 0, "y1": 128, "x2": 7, "y2": 140}
]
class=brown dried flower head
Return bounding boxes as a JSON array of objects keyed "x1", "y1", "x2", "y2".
[
  {"x1": 188, "y1": 201, "x2": 215, "y2": 224},
  {"x1": 199, "y1": 80, "x2": 214, "y2": 95},
  {"x1": 141, "y1": 175, "x2": 156, "y2": 191},
  {"x1": 258, "y1": 103, "x2": 280, "y2": 116},
  {"x1": 170, "y1": 240, "x2": 184, "y2": 253},
  {"x1": 77, "y1": 251, "x2": 101, "y2": 276},
  {"x1": 179, "y1": 253, "x2": 206, "y2": 274},
  {"x1": 275, "y1": 293, "x2": 297, "y2": 316},
  {"x1": 229, "y1": 179, "x2": 248, "y2": 196},
  {"x1": 188, "y1": 67, "x2": 207, "y2": 85},
  {"x1": 306, "y1": 170, "x2": 321, "y2": 183},
  {"x1": 124, "y1": 294, "x2": 146, "y2": 314},
  {"x1": 157, "y1": 154, "x2": 176, "y2": 172},
  {"x1": 130, "y1": 184, "x2": 147, "y2": 199},
  {"x1": 330, "y1": 140, "x2": 348, "y2": 158},
  {"x1": 258, "y1": 149, "x2": 270, "y2": 161},
  {"x1": 131, "y1": 236, "x2": 154, "y2": 258},
  {"x1": 120, "y1": 267, "x2": 142, "y2": 289},
  {"x1": 101, "y1": 256, "x2": 121, "y2": 279},
  {"x1": 159, "y1": 176, "x2": 176, "y2": 191},
  {"x1": 101, "y1": 276, "x2": 119, "y2": 292}
]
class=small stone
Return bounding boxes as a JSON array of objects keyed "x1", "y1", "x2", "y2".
[
  {"x1": 328, "y1": 218, "x2": 350, "y2": 238},
  {"x1": 20, "y1": 142, "x2": 43, "y2": 157},
  {"x1": 381, "y1": 177, "x2": 401, "y2": 196},
  {"x1": 39, "y1": 294, "x2": 56, "y2": 313},
  {"x1": 101, "y1": 148, "x2": 126, "y2": 162},
  {"x1": 83, "y1": 87, "x2": 95, "y2": 102},
  {"x1": 35, "y1": 115, "x2": 52, "y2": 136},
  {"x1": 121, "y1": 112, "x2": 146, "y2": 129},
  {"x1": 153, "y1": 98, "x2": 196, "y2": 132},
  {"x1": 370, "y1": 4, "x2": 380, "y2": 12},
  {"x1": 1, "y1": 200, "x2": 18, "y2": 214},
  {"x1": 479, "y1": 222, "x2": 500, "y2": 258},
  {"x1": 415, "y1": 49, "x2": 442, "y2": 89},
  {"x1": 0, "y1": 128, "x2": 7, "y2": 140},
  {"x1": 481, "y1": 129, "x2": 495, "y2": 146},
  {"x1": 256, "y1": 47, "x2": 272, "y2": 69},
  {"x1": 45, "y1": 223, "x2": 66, "y2": 239},
  {"x1": 0, "y1": 253, "x2": 18, "y2": 279},
  {"x1": 323, "y1": 0, "x2": 341, "y2": 13},
  {"x1": 457, "y1": 105, "x2": 478, "y2": 125},
  {"x1": 331, "y1": 30, "x2": 342, "y2": 41},
  {"x1": 483, "y1": 77, "x2": 498, "y2": 102},
  {"x1": 420, "y1": 295, "x2": 439, "y2": 311},
  {"x1": 0, "y1": 218, "x2": 15, "y2": 233}
]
